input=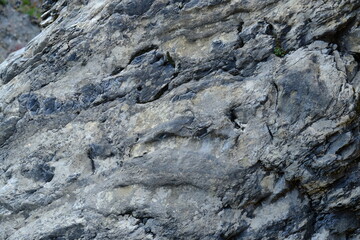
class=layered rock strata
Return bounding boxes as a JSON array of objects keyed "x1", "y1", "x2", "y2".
[{"x1": 0, "y1": 0, "x2": 360, "y2": 239}]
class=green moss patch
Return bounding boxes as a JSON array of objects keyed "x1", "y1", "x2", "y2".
[{"x1": 17, "y1": 0, "x2": 42, "y2": 21}]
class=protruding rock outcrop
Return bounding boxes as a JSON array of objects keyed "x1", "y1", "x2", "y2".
[{"x1": 0, "y1": 0, "x2": 360, "y2": 239}]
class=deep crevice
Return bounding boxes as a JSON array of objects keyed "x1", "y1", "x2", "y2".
[
  {"x1": 315, "y1": 16, "x2": 357, "y2": 51},
  {"x1": 151, "y1": 83, "x2": 169, "y2": 101},
  {"x1": 194, "y1": 127, "x2": 209, "y2": 138},
  {"x1": 87, "y1": 149, "x2": 96, "y2": 174},
  {"x1": 220, "y1": 226, "x2": 247, "y2": 240},
  {"x1": 110, "y1": 66, "x2": 125, "y2": 76},
  {"x1": 266, "y1": 124, "x2": 274, "y2": 140},
  {"x1": 227, "y1": 108, "x2": 240, "y2": 129},
  {"x1": 271, "y1": 81, "x2": 279, "y2": 114},
  {"x1": 165, "y1": 52, "x2": 176, "y2": 68},
  {"x1": 352, "y1": 52, "x2": 360, "y2": 64},
  {"x1": 137, "y1": 83, "x2": 169, "y2": 104},
  {"x1": 129, "y1": 45, "x2": 158, "y2": 64}
]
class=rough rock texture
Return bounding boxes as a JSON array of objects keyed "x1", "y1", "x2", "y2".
[
  {"x1": 0, "y1": 3, "x2": 40, "y2": 63},
  {"x1": 1, "y1": 0, "x2": 360, "y2": 239}
]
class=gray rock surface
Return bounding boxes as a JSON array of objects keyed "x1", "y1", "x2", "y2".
[
  {"x1": 0, "y1": 2, "x2": 40, "y2": 63},
  {"x1": 0, "y1": 0, "x2": 360, "y2": 239}
]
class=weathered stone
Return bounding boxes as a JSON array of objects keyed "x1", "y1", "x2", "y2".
[{"x1": 0, "y1": 0, "x2": 360, "y2": 239}]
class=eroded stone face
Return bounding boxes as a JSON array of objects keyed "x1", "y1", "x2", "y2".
[{"x1": 0, "y1": 0, "x2": 360, "y2": 239}]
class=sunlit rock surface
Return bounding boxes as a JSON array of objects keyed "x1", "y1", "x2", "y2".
[{"x1": 0, "y1": 0, "x2": 360, "y2": 239}]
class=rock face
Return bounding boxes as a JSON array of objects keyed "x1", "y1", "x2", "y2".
[
  {"x1": 0, "y1": 3, "x2": 40, "y2": 63},
  {"x1": 0, "y1": 0, "x2": 360, "y2": 239}
]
